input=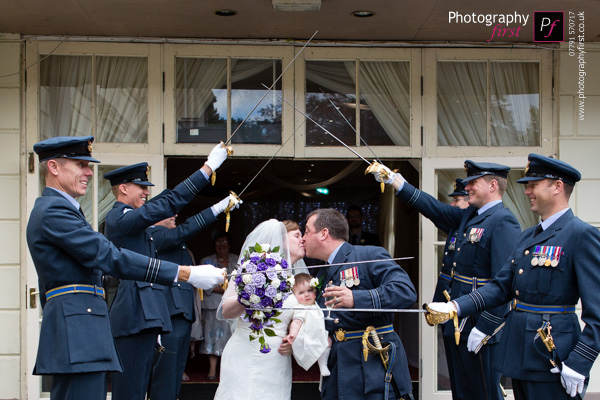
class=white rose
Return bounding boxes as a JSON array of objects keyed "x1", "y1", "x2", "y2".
[
  {"x1": 310, "y1": 278, "x2": 319, "y2": 288},
  {"x1": 260, "y1": 243, "x2": 270, "y2": 252},
  {"x1": 250, "y1": 294, "x2": 261, "y2": 304},
  {"x1": 275, "y1": 292, "x2": 283, "y2": 301},
  {"x1": 254, "y1": 311, "x2": 265, "y2": 320},
  {"x1": 241, "y1": 299, "x2": 250, "y2": 306},
  {"x1": 271, "y1": 278, "x2": 281, "y2": 288},
  {"x1": 274, "y1": 264, "x2": 282, "y2": 271},
  {"x1": 242, "y1": 274, "x2": 253, "y2": 284},
  {"x1": 288, "y1": 276, "x2": 295, "y2": 287}
]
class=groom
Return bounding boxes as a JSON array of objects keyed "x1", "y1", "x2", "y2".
[{"x1": 303, "y1": 208, "x2": 417, "y2": 400}]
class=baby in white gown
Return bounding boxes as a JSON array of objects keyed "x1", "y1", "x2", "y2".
[{"x1": 286, "y1": 273, "x2": 331, "y2": 376}]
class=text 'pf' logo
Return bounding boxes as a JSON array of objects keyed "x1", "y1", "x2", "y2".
[{"x1": 533, "y1": 11, "x2": 564, "y2": 42}]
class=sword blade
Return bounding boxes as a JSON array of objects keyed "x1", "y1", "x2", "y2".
[
  {"x1": 246, "y1": 307, "x2": 426, "y2": 313},
  {"x1": 226, "y1": 31, "x2": 318, "y2": 145},
  {"x1": 263, "y1": 85, "x2": 371, "y2": 165},
  {"x1": 225, "y1": 256, "x2": 414, "y2": 277}
]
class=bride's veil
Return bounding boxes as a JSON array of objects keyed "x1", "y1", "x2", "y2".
[{"x1": 216, "y1": 219, "x2": 289, "y2": 327}]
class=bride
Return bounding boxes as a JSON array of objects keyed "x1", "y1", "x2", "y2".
[{"x1": 214, "y1": 219, "x2": 306, "y2": 400}]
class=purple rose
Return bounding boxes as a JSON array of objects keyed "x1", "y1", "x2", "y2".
[
  {"x1": 261, "y1": 297, "x2": 273, "y2": 307},
  {"x1": 266, "y1": 269, "x2": 278, "y2": 280},
  {"x1": 275, "y1": 301, "x2": 283, "y2": 308},
  {"x1": 279, "y1": 281, "x2": 287, "y2": 291},
  {"x1": 250, "y1": 321, "x2": 263, "y2": 331},
  {"x1": 235, "y1": 275, "x2": 243, "y2": 285},
  {"x1": 244, "y1": 284, "x2": 255, "y2": 295},
  {"x1": 245, "y1": 262, "x2": 258, "y2": 273},
  {"x1": 240, "y1": 292, "x2": 250, "y2": 300},
  {"x1": 250, "y1": 256, "x2": 260, "y2": 264},
  {"x1": 265, "y1": 285, "x2": 278, "y2": 299},
  {"x1": 281, "y1": 259, "x2": 288, "y2": 268},
  {"x1": 257, "y1": 262, "x2": 268, "y2": 272},
  {"x1": 253, "y1": 273, "x2": 266, "y2": 287},
  {"x1": 255, "y1": 287, "x2": 265, "y2": 297},
  {"x1": 265, "y1": 258, "x2": 276, "y2": 267}
]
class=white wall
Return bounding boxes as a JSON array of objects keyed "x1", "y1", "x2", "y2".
[
  {"x1": 0, "y1": 33, "x2": 23, "y2": 399},
  {"x1": 559, "y1": 42, "x2": 600, "y2": 394}
]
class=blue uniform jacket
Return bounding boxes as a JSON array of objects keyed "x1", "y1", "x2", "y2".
[
  {"x1": 147, "y1": 207, "x2": 216, "y2": 321},
  {"x1": 456, "y1": 209, "x2": 600, "y2": 380},
  {"x1": 397, "y1": 182, "x2": 521, "y2": 342},
  {"x1": 105, "y1": 169, "x2": 209, "y2": 337},
  {"x1": 318, "y1": 243, "x2": 417, "y2": 400},
  {"x1": 26, "y1": 188, "x2": 179, "y2": 374}
]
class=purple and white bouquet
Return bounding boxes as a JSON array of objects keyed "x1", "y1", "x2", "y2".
[{"x1": 232, "y1": 242, "x2": 293, "y2": 353}]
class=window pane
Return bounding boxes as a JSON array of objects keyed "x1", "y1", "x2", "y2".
[
  {"x1": 176, "y1": 58, "x2": 228, "y2": 143},
  {"x1": 490, "y1": 62, "x2": 540, "y2": 146},
  {"x1": 96, "y1": 56, "x2": 148, "y2": 143},
  {"x1": 438, "y1": 62, "x2": 487, "y2": 146},
  {"x1": 358, "y1": 61, "x2": 409, "y2": 146},
  {"x1": 40, "y1": 55, "x2": 93, "y2": 140},
  {"x1": 305, "y1": 61, "x2": 356, "y2": 147},
  {"x1": 231, "y1": 59, "x2": 282, "y2": 144}
]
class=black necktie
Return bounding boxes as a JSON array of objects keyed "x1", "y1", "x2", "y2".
[
  {"x1": 79, "y1": 207, "x2": 85, "y2": 218},
  {"x1": 533, "y1": 224, "x2": 543, "y2": 238}
]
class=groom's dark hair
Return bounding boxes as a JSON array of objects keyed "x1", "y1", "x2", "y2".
[{"x1": 307, "y1": 208, "x2": 349, "y2": 242}]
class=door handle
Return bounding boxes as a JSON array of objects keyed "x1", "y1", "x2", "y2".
[{"x1": 29, "y1": 288, "x2": 39, "y2": 309}]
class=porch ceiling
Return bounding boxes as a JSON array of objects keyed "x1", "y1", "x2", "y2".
[{"x1": 1, "y1": 0, "x2": 598, "y2": 43}]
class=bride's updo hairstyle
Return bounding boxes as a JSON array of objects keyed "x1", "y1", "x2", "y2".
[{"x1": 282, "y1": 220, "x2": 300, "y2": 232}]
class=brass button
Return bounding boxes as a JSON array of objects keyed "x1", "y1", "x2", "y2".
[
  {"x1": 453, "y1": 262, "x2": 457, "y2": 267},
  {"x1": 442, "y1": 263, "x2": 445, "y2": 267},
  {"x1": 515, "y1": 290, "x2": 520, "y2": 296},
  {"x1": 524, "y1": 250, "x2": 530, "y2": 255},
  {"x1": 334, "y1": 318, "x2": 340, "y2": 324},
  {"x1": 150, "y1": 283, "x2": 153, "y2": 287},
  {"x1": 511, "y1": 259, "x2": 515, "y2": 264},
  {"x1": 518, "y1": 269, "x2": 523, "y2": 274},
  {"x1": 87, "y1": 308, "x2": 92, "y2": 313},
  {"x1": 464, "y1": 233, "x2": 467, "y2": 237},
  {"x1": 457, "y1": 248, "x2": 461, "y2": 252},
  {"x1": 444, "y1": 252, "x2": 448, "y2": 255}
]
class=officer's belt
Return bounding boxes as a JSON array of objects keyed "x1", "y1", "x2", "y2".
[
  {"x1": 453, "y1": 273, "x2": 489, "y2": 286},
  {"x1": 334, "y1": 324, "x2": 394, "y2": 342},
  {"x1": 512, "y1": 300, "x2": 575, "y2": 314},
  {"x1": 439, "y1": 271, "x2": 453, "y2": 282},
  {"x1": 46, "y1": 284, "x2": 105, "y2": 301}
]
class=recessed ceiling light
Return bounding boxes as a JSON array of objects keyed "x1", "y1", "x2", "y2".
[
  {"x1": 351, "y1": 10, "x2": 375, "y2": 18},
  {"x1": 215, "y1": 9, "x2": 237, "y2": 17}
]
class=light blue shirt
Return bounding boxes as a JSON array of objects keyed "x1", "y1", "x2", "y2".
[
  {"x1": 540, "y1": 207, "x2": 570, "y2": 231},
  {"x1": 327, "y1": 242, "x2": 345, "y2": 265},
  {"x1": 478, "y1": 199, "x2": 502, "y2": 215},
  {"x1": 48, "y1": 186, "x2": 81, "y2": 212}
]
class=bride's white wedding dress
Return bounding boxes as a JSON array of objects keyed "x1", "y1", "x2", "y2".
[
  {"x1": 214, "y1": 219, "x2": 300, "y2": 400},
  {"x1": 214, "y1": 294, "x2": 297, "y2": 400}
]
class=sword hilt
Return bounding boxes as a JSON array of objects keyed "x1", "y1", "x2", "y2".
[
  {"x1": 211, "y1": 142, "x2": 234, "y2": 186},
  {"x1": 443, "y1": 290, "x2": 460, "y2": 345},
  {"x1": 224, "y1": 190, "x2": 241, "y2": 232}
]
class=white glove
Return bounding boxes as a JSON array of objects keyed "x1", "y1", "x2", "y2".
[
  {"x1": 204, "y1": 143, "x2": 228, "y2": 171},
  {"x1": 427, "y1": 301, "x2": 457, "y2": 314},
  {"x1": 188, "y1": 265, "x2": 225, "y2": 290},
  {"x1": 467, "y1": 327, "x2": 487, "y2": 354},
  {"x1": 212, "y1": 194, "x2": 243, "y2": 215},
  {"x1": 371, "y1": 163, "x2": 397, "y2": 185},
  {"x1": 551, "y1": 363, "x2": 585, "y2": 397}
]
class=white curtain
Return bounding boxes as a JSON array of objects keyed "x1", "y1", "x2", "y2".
[
  {"x1": 437, "y1": 61, "x2": 540, "y2": 147},
  {"x1": 437, "y1": 62, "x2": 487, "y2": 146},
  {"x1": 305, "y1": 61, "x2": 411, "y2": 146},
  {"x1": 40, "y1": 55, "x2": 148, "y2": 143},
  {"x1": 490, "y1": 62, "x2": 540, "y2": 146},
  {"x1": 346, "y1": 61, "x2": 411, "y2": 146},
  {"x1": 40, "y1": 55, "x2": 93, "y2": 140},
  {"x1": 96, "y1": 56, "x2": 148, "y2": 143}
]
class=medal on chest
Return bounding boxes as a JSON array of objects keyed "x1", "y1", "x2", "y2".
[
  {"x1": 468, "y1": 228, "x2": 484, "y2": 243},
  {"x1": 447, "y1": 236, "x2": 457, "y2": 251},
  {"x1": 340, "y1": 266, "x2": 360, "y2": 288},
  {"x1": 531, "y1": 245, "x2": 562, "y2": 267}
]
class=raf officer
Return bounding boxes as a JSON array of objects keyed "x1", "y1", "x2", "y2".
[
  {"x1": 26, "y1": 136, "x2": 225, "y2": 400},
  {"x1": 103, "y1": 154, "x2": 238, "y2": 400},
  {"x1": 371, "y1": 161, "x2": 522, "y2": 400},
  {"x1": 427, "y1": 154, "x2": 600, "y2": 399},
  {"x1": 303, "y1": 208, "x2": 417, "y2": 400},
  {"x1": 147, "y1": 190, "x2": 234, "y2": 400}
]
